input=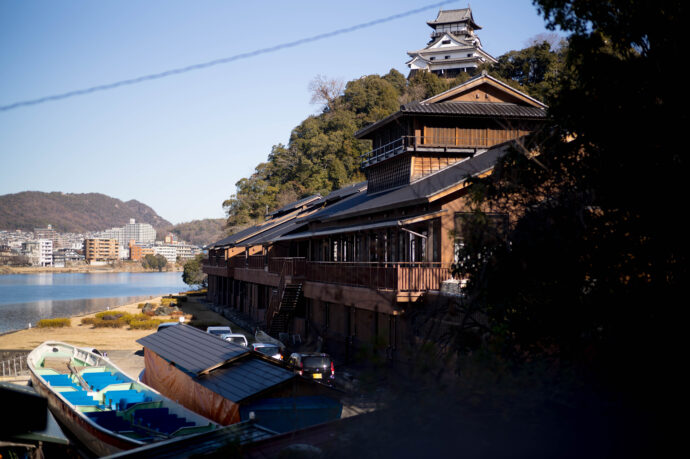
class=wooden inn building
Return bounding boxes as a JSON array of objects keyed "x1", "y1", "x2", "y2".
[{"x1": 203, "y1": 73, "x2": 546, "y2": 362}]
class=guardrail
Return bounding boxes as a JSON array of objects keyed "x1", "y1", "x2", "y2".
[
  {"x1": 305, "y1": 261, "x2": 450, "y2": 291},
  {"x1": 1, "y1": 355, "x2": 28, "y2": 377},
  {"x1": 361, "y1": 135, "x2": 482, "y2": 166}
]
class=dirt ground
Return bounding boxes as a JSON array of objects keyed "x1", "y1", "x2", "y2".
[{"x1": 0, "y1": 296, "x2": 233, "y2": 351}]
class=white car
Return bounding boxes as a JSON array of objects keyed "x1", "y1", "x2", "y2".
[
  {"x1": 252, "y1": 342, "x2": 283, "y2": 360},
  {"x1": 223, "y1": 333, "x2": 249, "y2": 346},
  {"x1": 206, "y1": 326, "x2": 233, "y2": 340}
]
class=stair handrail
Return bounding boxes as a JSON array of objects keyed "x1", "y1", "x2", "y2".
[{"x1": 266, "y1": 260, "x2": 288, "y2": 332}]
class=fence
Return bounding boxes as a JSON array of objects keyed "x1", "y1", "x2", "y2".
[{"x1": 1, "y1": 354, "x2": 29, "y2": 377}]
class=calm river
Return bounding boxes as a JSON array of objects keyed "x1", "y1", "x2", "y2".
[{"x1": 0, "y1": 272, "x2": 187, "y2": 333}]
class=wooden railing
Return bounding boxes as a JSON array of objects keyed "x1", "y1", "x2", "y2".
[
  {"x1": 207, "y1": 255, "x2": 226, "y2": 266},
  {"x1": 269, "y1": 257, "x2": 306, "y2": 277},
  {"x1": 228, "y1": 257, "x2": 246, "y2": 268},
  {"x1": 213, "y1": 255, "x2": 449, "y2": 292},
  {"x1": 361, "y1": 135, "x2": 485, "y2": 166},
  {"x1": 396, "y1": 264, "x2": 450, "y2": 292},
  {"x1": 305, "y1": 261, "x2": 450, "y2": 292},
  {"x1": 265, "y1": 263, "x2": 287, "y2": 332},
  {"x1": 247, "y1": 255, "x2": 266, "y2": 270}
]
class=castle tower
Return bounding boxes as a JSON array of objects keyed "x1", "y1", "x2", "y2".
[{"x1": 406, "y1": 8, "x2": 497, "y2": 79}]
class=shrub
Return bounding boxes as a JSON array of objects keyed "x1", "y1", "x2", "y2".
[
  {"x1": 81, "y1": 317, "x2": 97, "y2": 325},
  {"x1": 95, "y1": 311, "x2": 125, "y2": 320},
  {"x1": 129, "y1": 319, "x2": 162, "y2": 330},
  {"x1": 160, "y1": 297, "x2": 177, "y2": 306},
  {"x1": 37, "y1": 318, "x2": 71, "y2": 328},
  {"x1": 137, "y1": 303, "x2": 145, "y2": 309},
  {"x1": 90, "y1": 318, "x2": 125, "y2": 328}
]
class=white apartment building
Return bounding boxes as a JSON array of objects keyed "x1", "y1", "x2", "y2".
[
  {"x1": 38, "y1": 239, "x2": 53, "y2": 266},
  {"x1": 153, "y1": 244, "x2": 177, "y2": 264},
  {"x1": 100, "y1": 218, "x2": 156, "y2": 248}
]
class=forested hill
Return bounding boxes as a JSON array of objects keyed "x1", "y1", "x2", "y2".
[
  {"x1": 0, "y1": 191, "x2": 172, "y2": 233},
  {"x1": 222, "y1": 40, "x2": 564, "y2": 230},
  {"x1": 157, "y1": 218, "x2": 227, "y2": 248}
]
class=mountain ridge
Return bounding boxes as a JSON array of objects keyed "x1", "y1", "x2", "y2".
[{"x1": 0, "y1": 191, "x2": 172, "y2": 233}]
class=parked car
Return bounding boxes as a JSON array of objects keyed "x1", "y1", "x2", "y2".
[
  {"x1": 252, "y1": 343, "x2": 283, "y2": 361},
  {"x1": 288, "y1": 353, "x2": 335, "y2": 384},
  {"x1": 223, "y1": 333, "x2": 249, "y2": 346},
  {"x1": 206, "y1": 326, "x2": 233, "y2": 340}
]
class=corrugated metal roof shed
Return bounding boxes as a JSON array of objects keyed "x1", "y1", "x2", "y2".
[
  {"x1": 137, "y1": 325, "x2": 249, "y2": 375},
  {"x1": 196, "y1": 359, "x2": 295, "y2": 403}
]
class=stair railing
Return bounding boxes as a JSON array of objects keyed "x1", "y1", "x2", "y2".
[{"x1": 265, "y1": 260, "x2": 288, "y2": 332}]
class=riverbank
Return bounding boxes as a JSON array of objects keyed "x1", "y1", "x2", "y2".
[
  {"x1": 0, "y1": 262, "x2": 182, "y2": 275},
  {"x1": 0, "y1": 296, "x2": 232, "y2": 351}
]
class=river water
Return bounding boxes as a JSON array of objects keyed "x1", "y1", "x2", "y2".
[{"x1": 0, "y1": 272, "x2": 188, "y2": 333}]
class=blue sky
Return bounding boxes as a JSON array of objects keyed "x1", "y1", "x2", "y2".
[{"x1": 0, "y1": 0, "x2": 559, "y2": 225}]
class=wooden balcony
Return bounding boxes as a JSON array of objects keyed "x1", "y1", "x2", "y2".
[
  {"x1": 305, "y1": 261, "x2": 450, "y2": 292},
  {"x1": 361, "y1": 135, "x2": 481, "y2": 167},
  {"x1": 213, "y1": 256, "x2": 451, "y2": 293},
  {"x1": 202, "y1": 262, "x2": 229, "y2": 277}
]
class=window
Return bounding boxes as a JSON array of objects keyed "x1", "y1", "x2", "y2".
[
  {"x1": 442, "y1": 40, "x2": 451, "y2": 45},
  {"x1": 445, "y1": 55, "x2": 450, "y2": 59},
  {"x1": 430, "y1": 56, "x2": 436, "y2": 60}
]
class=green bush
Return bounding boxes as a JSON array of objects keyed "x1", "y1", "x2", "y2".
[
  {"x1": 90, "y1": 318, "x2": 125, "y2": 328},
  {"x1": 37, "y1": 318, "x2": 71, "y2": 328}
]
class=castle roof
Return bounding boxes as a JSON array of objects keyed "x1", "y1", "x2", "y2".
[{"x1": 427, "y1": 8, "x2": 481, "y2": 29}]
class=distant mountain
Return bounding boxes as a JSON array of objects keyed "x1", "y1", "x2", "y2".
[
  {"x1": 0, "y1": 191, "x2": 172, "y2": 233},
  {"x1": 157, "y1": 218, "x2": 227, "y2": 248}
]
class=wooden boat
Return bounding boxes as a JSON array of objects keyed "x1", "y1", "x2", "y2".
[{"x1": 28, "y1": 341, "x2": 218, "y2": 456}]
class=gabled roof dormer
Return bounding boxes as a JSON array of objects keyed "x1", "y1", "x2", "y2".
[{"x1": 423, "y1": 72, "x2": 547, "y2": 108}]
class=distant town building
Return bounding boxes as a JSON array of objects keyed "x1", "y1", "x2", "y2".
[
  {"x1": 84, "y1": 238, "x2": 119, "y2": 263},
  {"x1": 153, "y1": 244, "x2": 178, "y2": 264},
  {"x1": 52, "y1": 248, "x2": 84, "y2": 267},
  {"x1": 129, "y1": 241, "x2": 155, "y2": 261},
  {"x1": 34, "y1": 224, "x2": 59, "y2": 249},
  {"x1": 100, "y1": 219, "x2": 156, "y2": 248},
  {"x1": 406, "y1": 8, "x2": 496, "y2": 78},
  {"x1": 20, "y1": 239, "x2": 52, "y2": 266},
  {"x1": 38, "y1": 239, "x2": 53, "y2": 266},
  {"x1": 175, "y1": 243, "x2": 202, "y2": 261}
]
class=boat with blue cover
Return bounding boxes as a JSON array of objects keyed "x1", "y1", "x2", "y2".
[{"x1": 27, "y1": 341, "x2": 219, "y2": 456}]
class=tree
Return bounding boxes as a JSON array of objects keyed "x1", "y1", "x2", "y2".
[
  {"x1": 308, "y1": 74, "x2": 344, "y2": 112},
  {"x1": 182, "y1": 254, "x2": 207, "y2": 288},
  {"x1": 449, "y1": 6, "x2": 685, "y2": 453},
  {"x1": 142, "y1": 253, "x2": 167, "y2": 272}
]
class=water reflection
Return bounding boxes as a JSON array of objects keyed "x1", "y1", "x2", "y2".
[{"x1": 0, "y1": 272, "x2": 187, "y2": 333}]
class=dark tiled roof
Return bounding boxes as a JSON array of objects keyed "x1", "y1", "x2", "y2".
[
  {"x1": 208, "y1": 224, "x2": 262, "y2": 249},
  {"x1": 137, "y1": 324, "x2": 249, "y2": 375},
  {"x1": 321, "y1": 142, "x2": 512, "y2": 222},
  {"x1": 266, "y1": 194, "x2": 321, "y2": 217},
  {"x1": 428, "y1": 8, "x2": 472, "y2": 25},
  {"x1": 240, "y1": 217, "x2": 309, "y2": 246},
  {"x1": 195, "y1": 358, "x2": 295, "y2": 403},
  {"x1": 400, "y1": 101, "x2": 546, "y2": 119}
]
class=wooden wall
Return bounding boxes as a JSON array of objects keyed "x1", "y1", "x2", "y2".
[{"x1": 410, "y1": 155, "x2": 464, "y2": 182}]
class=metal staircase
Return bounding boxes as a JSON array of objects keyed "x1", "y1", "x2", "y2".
[{"x1": 267, "y1": 283, "x2": 302, "y2": 337}]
